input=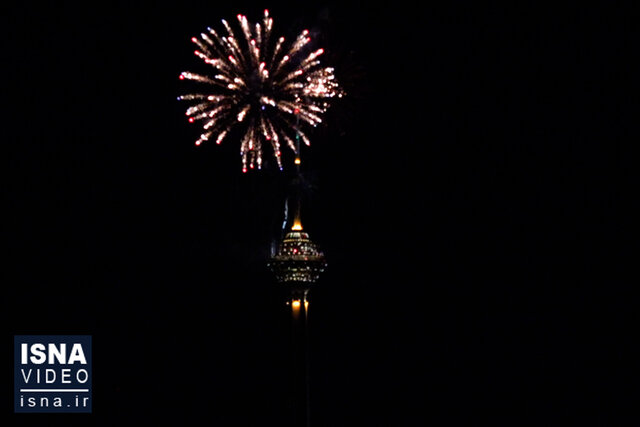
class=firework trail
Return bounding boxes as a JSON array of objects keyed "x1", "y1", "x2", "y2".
[{"x1": 178, "y1": 10, "x2": 343, "y2": 172}]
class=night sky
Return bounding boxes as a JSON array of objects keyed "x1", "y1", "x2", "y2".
[{"x1": 2, "y1": 1, "x2": 631, "y2": 425}]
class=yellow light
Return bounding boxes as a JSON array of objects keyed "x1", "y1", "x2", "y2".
[
  {"x1": 292, "y1": 299, "x2": 301, "y2": 309},
  {"x1": 294, "y1": 157, "x2": 301, "y2": 165},
  {"x1": 291, "y1": 219, "x2": 303, "y2": 231},
  {"x1": 304, "y1": 300, "x2": 309, "y2": 310}
]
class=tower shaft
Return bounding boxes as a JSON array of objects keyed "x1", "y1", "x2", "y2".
[{"x1": 290, "y1": 292, "x2": 311, "y2": 427}]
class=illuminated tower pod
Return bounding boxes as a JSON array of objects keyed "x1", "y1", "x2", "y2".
[
  {"x1": 269, "y1": 219, "x2": 326, "y2": 427},
  {"x1": 269, "y1": 220, "x2": 327, "y2": 306}
]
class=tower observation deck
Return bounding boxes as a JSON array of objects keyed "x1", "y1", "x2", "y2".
[{"x1": 269, "y1": 228, "x2": 327, "y2": 299}]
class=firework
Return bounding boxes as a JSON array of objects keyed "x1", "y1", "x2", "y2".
[{"x1": 178, "y1": 10, "x2": 343, "y2": 172}]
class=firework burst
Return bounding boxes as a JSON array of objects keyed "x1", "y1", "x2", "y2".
[{"x1": 178, "y1": 9, "x2": 343, "y2": 172}]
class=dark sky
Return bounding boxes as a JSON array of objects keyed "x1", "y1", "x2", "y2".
[{"x1": 2, "y1": 1, "x2": 631, "y2": 425}]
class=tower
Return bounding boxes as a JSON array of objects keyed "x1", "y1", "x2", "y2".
[{"x1": 269, "y1": 219, "x2": 326, "y2": 427}]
